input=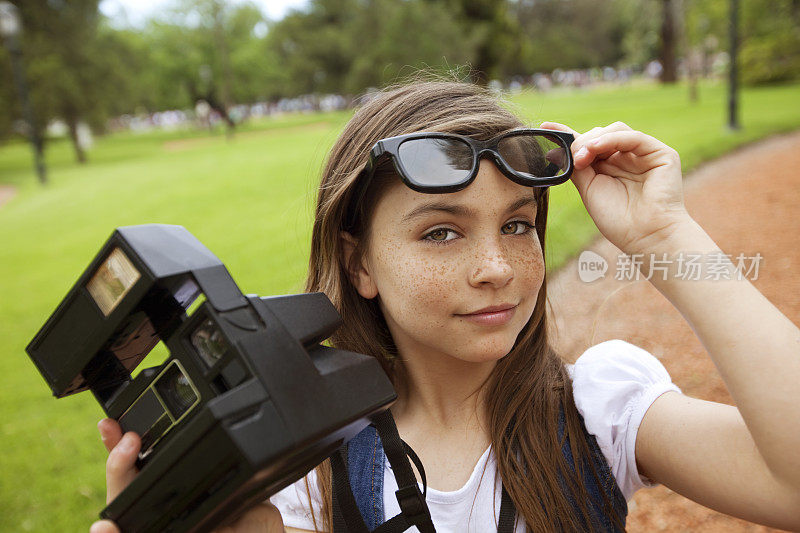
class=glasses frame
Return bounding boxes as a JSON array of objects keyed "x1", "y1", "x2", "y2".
[{"x1": 344, "y1": 128, "x2": 575, "y2": 232}]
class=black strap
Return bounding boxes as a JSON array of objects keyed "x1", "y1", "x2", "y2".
[
  {"x1": 331, "y1": 442, "x2": 370, "y2": 533},
  {"x1": 331, "y1": 410, "x2": 436, "y2": 533},
  {"x1": 373, "y1": 410, "x2": 436, "y2": 533},
  {"x1": 498, "y1": 483, "x2": 516, "y2": 532},
  {"x1": 331, "y1": 409, "x2": 518, "y2": 533}
]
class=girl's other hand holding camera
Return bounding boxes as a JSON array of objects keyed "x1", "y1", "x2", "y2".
[{"x1": 89, "y1": 418, "x2": 287, "y2": 533}]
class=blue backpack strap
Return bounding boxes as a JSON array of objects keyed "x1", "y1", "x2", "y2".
[
  {"x1": 338, "y1": 413, "x2": 436, "y2": 533},
  {"x1": 557, "y1": 406, "x2": 628, "y2": 531},
  {"x1": 343, "y1": 408, "x2": 626, "y2": 532},
  {"x1": 345, "y1": 423, "x2": 386, "y2": 530}
]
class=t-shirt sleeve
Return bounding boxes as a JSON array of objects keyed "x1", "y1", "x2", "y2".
[
  {"x1": 268, "y1": 468, "x2": 324, "y2": 531},
  {"x1": 564, "y1": 339, "x2": 682, "y2": 501}
]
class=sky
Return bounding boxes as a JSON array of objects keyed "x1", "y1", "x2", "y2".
[{"x1": 99, "y1": 0, "x2": 310, "y2": 25}]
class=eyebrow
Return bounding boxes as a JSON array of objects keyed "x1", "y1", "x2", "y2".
[{"x1": 400, "y1": 195, "x2": 538, "y2": 224}]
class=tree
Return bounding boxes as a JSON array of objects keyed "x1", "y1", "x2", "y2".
[
  {"x1": 4, "y1": 0, "x2": 796, "y2": 152},
  {"x1": 510, "y1": 0, "x2": 628, "y2": 75},
  {"x1": 739, "y1": 0, "x2": 800, "y2": 84},
  {"x1": 0, "y1": 0, "x2": 137, "y2": 162},
  {"x1": 683, "y1": 0, "x2": 800, "y2": 85},
  {"x1": 265, "y1": 0, "x2": 476, "y2": 97},
  {"x1": 433, "y1": 0, "x2": 519, "y2": 85},
  {"x1": 659, "y1": 0, "x2": 679, "y2": 82},
  {"x1": 265, "y1": 0, "x2": 360, "y2": 96}
]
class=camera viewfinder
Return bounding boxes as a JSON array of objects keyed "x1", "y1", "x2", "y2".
[{"x1": 86, "y1": 247, "x2": 141, "y2": 316}]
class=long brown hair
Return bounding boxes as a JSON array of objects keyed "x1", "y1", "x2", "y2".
[{"x1": 304, "y1": 76, "x2": 623, "y2": 531}]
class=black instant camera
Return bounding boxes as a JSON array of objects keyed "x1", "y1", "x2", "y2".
[{"x1": 25, "y1": 224, "x2": 396, "y2": 532}]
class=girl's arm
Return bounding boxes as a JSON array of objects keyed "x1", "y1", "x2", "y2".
[
  {"x1": 542, "y1": 121, "x2": 800, "y2": 529},
  {"x1": 628, "y1": 218, "x2": 800, "y2": 529}
]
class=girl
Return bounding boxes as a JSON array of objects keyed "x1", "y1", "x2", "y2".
[{"x1": 93, "y1": 80, "x2": 800, "y2": 532}]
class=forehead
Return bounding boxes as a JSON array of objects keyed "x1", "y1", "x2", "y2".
[{"x1": 371, "y1": 160, "x2": 539, "y2": 224}]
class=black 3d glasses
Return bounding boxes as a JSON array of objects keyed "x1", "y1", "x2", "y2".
[{"x1": 344, "y1": 128, "x2": 575, "y2": 231}]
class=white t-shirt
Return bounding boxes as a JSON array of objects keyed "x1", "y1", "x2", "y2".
[{"x1": 270, "y1": 339, "x2": 682, "y2": 532}]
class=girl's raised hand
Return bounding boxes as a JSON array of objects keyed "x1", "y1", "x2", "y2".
[
  {"x1": 541, "y1": 121, "x2": 693, "y2": 256},
  {"x1": 90, "y1": 418, "x2": 285, "y2": 533}
]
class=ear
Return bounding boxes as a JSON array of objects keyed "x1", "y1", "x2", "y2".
[{"x1": 340, "y1": 231, "x2": 378, "y2": 299}]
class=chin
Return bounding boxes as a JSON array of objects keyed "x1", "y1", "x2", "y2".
[{"x1": 457, "y1": 337, "x2": 518, "y2": 363}]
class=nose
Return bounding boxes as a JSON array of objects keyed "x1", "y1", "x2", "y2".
[{"x1": 469, "y1": 238, "x2": 514, "y2": 288}]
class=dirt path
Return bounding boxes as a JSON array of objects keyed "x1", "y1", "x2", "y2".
[{"x1": 547, "y1": 130, "x2": 800, "y2": 532}]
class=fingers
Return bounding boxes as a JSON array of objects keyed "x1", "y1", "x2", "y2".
[
  {"x1": 593, "y1": 159, "x2": 637, "y2": 181},
  {"x1": 540, "y1": 121, "x2": 638, "y2": 169},
  {"x1": 89, "y1": 520, "x2": 120, "y2": 533},
  {"x1": 98, "y1": 418, "x2": 123, "y2": 453},
  {"x1": 540, "y1": 120, "x2": 634, "y2": 148},
  {"x1": 539, "y1": 121, "x2": 578, "y2": 136},
  {"x1": 577, "y1": 130, "x2": 678, "y2": 171},
  {"x1": 572, "y1": 122, "x2": 635, "y2": 169},
  {"x1": 106, "y1": 431, "x2": 141, "y2": 503},
  {"x1": 585, "y1": 130, "x2": 662, "y2": 157}
]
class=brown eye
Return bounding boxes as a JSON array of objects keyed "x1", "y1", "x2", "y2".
[
  {"x1": 429, "y1": 229, "x2": 449, "y2": 241},
  {"x1": 501, "y1": 221, "x2": 532, "y2": 235},
  {"x1": 424, "y1": 228, "x2": 457, "y2": 242}
]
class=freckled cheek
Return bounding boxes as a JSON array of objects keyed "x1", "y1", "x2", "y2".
[
  {"x1": 510, "y1": 242, "x2": 546, "y2": 291},
  {"x1": 410, "y1": 260, "x2": 460, "y2": 301},
  {"x1": 414, "y1": 270, "x2": 459, "y2": 304},
  {"x1": 376, "y1": 252, "x2": 460, "y2": 310}
]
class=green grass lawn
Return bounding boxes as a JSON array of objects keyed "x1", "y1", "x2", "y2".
[{"x1": 1, "y1": 78, "x2": 798, "y2": 531}]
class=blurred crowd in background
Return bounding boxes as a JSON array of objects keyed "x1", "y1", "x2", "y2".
[
  {"x1": 1, "y1": 0, "x2": 797, "y2": 159},
  {"x1": 104, "y1": 54, "x2": 732, "y2": 135}
]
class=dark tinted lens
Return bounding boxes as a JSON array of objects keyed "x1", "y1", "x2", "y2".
[
  {"x1": 497, "y1": 133, "x2": 569, "y2": 179},
  {"x1": 397, "y1": 137, "x2": 473, "y2": 187},
  {"x1": 154, "y1": 363, "x2": 198, "y2": 419}
]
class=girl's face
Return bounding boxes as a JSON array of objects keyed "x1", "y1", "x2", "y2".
[{"x1": 349, "y1": 160, "x2": 545, "y2": 365}]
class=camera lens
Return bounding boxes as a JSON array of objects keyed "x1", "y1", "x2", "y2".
[
  {"x1": 191, "y1": 318, "x2": 228, "y2": 368},
  {"x1": 154, "y1": 363, "x2": 198, "y2": 420}
]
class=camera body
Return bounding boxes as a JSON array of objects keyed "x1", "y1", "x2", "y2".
[{"x1": 26, "y1": 225, "x2": 396, "y2": 532}]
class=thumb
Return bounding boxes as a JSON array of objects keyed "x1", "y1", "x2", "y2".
[
  {"x1": 568, "y1": 164, "x2": 597, "y2": 201},
  {"x1": 106, "y1": 432, "x2": 140, "y2": 503},
  {"x1": 90, "y1": 520, "x2": 120, "y2": 533},
  {"x1": 539, "y1": 122, "x2": 594, "y2": 198}
]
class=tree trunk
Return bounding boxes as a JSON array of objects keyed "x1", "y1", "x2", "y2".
[
  {"x1": 660, "y1": 0, "x2": 678, "y2": 83},
  {"x1": 688, "y1": 49, "x2": 699, "y2": 103},
  {"x1": 212, "y1": 0, "x2": 234, "y2": 110},
  {"x1": 470, "y1": 37, "x2": 492, "y2": 86},
  {"x1": 188, "y1": 81, "x2": 236, "y2": 137},
  {"x1": 32, "y1": 123, "x2": 48, "y2": 184},
  {"x1": 67, "y1": 116, "x2": 87, "y2": 164}
]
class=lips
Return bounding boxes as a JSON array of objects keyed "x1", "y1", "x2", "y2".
[
  {"x1": 456, "y1": 303, "x2": 518, "y2": 326},
  {"x1": 463, "y1": 304, "x2": 517, "y2": 315}
]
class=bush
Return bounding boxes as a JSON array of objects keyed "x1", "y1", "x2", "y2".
[{"x1": 741, "y1": 31, "x2": 800, "y2": 85}]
